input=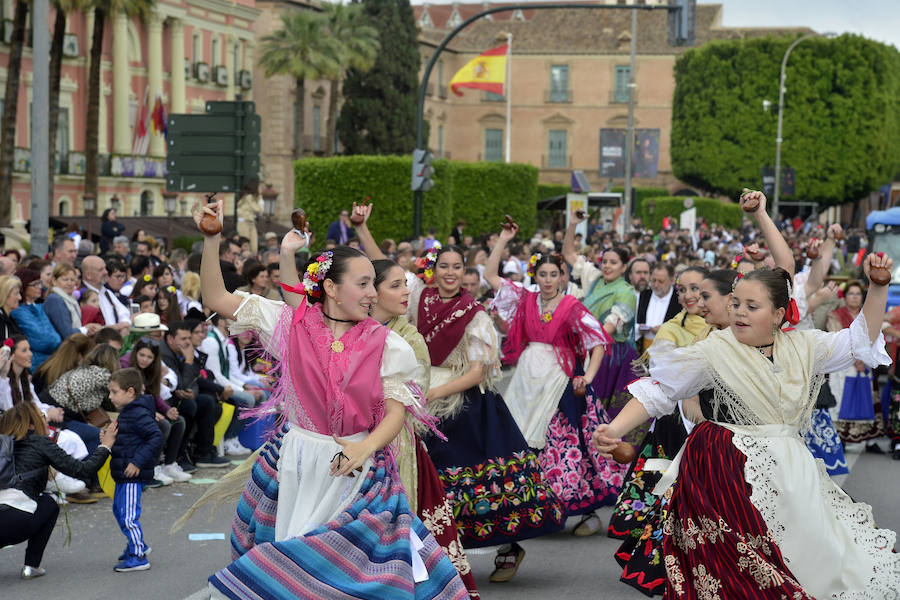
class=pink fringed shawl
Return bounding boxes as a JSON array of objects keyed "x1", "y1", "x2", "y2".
[
  {"x1": 502, "y1": 288, "x2": 611, "y2": 377},
  {"x1": 260, "y1": 301, "x2": 390, "y2": 437}
]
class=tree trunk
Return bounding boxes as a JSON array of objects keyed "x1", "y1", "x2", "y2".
[
  {"x1": 48, "y1": 7, "x2": 67, "y2": 204},
  {"x1": 0, "y1": 0, "x2": 30, "y2": 226},
  {"x1": 84, "y1": 8, "x2": 105, "y2": 201},
  {"x1": 326, "y1": 78, "x2": 339, "y2": 157},
  {"x1": 294, "y1": 77, "x2": 305, "y2": 160}
]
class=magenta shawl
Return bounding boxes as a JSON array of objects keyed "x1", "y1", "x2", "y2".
[{"x1": 417, "y1": 287, "x2": 483, "y2": 366}]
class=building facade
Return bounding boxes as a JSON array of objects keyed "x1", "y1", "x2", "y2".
[
  {"x1": 1, "y1": 0, "x2": 259, "y2": 227},
  {"x1": 415, "y1": 1, "x2": 810, "y2": 192}
]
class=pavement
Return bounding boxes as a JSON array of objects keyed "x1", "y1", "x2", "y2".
[{"x1": 1, "y1": 443, "x2": 898, "y2": 600}]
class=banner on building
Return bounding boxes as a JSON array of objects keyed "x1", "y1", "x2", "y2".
[{"x1": 598, "y1": 128, "x2": 660, "y2": 179}]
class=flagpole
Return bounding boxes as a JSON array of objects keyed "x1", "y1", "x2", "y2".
[{"x1": 504, "y1": 32, "x2": 512, "y2": 164}]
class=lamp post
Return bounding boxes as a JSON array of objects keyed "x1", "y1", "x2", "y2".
[
  {"x1": 110, "y1": 194, "x2": 121, "y2": 213},
  {"x1": 163, "y1": 191, "x2": 177, "y2": 253},
  {"x1": 261, "y1": 183, "x2": 277, "y2": 234},
  {"x1": 83, "y1": 192, "x2": 96, "y2": 249},
  {"x1": 772, "y1": 32, "x2": 835, "y2": 220}
]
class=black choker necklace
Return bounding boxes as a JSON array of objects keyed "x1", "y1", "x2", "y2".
[
  {"x1": 322, "y1": 311, "x2": 355, "y2": 323},
  {"x1": 755, "y1": 341, "x2": 774, "y2": 349},
  {"x1": 439, "y1": 291, "x2": 461, "y2": 300},
  {"x1": 540, "y1": 291, "x2": 560, "y2": 303}
]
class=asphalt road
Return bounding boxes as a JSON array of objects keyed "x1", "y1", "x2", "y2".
[{"x1": 1, "y1": 443, "x2": 898, "y2": 600}]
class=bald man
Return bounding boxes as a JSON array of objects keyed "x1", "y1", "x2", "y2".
[{"x1": 81, "y1": 255, "x2": 130, "y2": 332}]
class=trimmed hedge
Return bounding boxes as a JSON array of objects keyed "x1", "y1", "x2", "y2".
[
  {"x1": 611, "y1": 186, "x2": 669, "y2": 208},
  {"x1": 537, "y1": 183, "x2": 570, "y2": 200},
  {"x1": 636, "y1": 196, "x2": 742, "y2": 231},
  {"x1": 294, "y1": 157, "x2": 538, "y2": 247}
]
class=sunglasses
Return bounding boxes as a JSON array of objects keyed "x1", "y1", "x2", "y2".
[{"x1": 138, "y1": 336, "x2": 160, "y2": 347}]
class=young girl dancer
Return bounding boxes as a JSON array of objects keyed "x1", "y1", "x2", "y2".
[
  {"x1": 408, "y1": 243, "x2": 565, "y2": 584},
  {"x1": 594, "y1": 192, "x2": 899, "y2": 598},
  {"x1": 193, "y1": 200, "x2": 467, "y2": 600},
  {"x1": 484, "y1": 221, "x2": 622, "y2": 539}
]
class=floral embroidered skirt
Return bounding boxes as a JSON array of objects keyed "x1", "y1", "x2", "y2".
[
  {"x1": 414, "y1": 437, "x2": 479, "y2": 599},
  {"x1": 590, "y1": 341, "x2": 648, "y2": 448},
  {"x1": 661, "y1": 422, "x2": 813, "y2": 600},
  {"x1": 538, "y1": 381, "x2": 627, "y2": 516},
  {"x1": 803, "y1": 408, "x2": 848, "y2": 476},
  {"x1": 211, "y1": 424, "x2": 468, "y2": 600},
  {"x1": 425, "y1": 387, "x2": 566, "y2": 548}
]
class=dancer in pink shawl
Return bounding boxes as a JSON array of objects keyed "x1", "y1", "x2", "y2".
[{"x1": 192, "y1": 200, "x2": 467, "y2": 600}]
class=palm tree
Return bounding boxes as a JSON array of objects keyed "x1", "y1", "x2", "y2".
[
  {"x1": 321, "y1": 3, "x2": 379, "y2": 156},
  {"x1": 0, "y1": 0, "x2": 30, "y2": 225},
  {"x1": 49, "y1": 0, "x2": 86, "y2": 202},
  {"x1": 258, "y1": 10, "x2": 340, "y2": 160},
  {"x1": 84, "y1": 0, "x2": 154, "y2": 201}
]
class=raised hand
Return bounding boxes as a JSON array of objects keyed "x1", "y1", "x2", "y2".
[
  {"x1": 864, "y1": 251, "x2": 893, "y2": 286},
  {"x1": 193, "y1": 196, "x2": 224, "y2": 236},
  {"x1": 739, "y1": 189, "x2": 766, "y2": 214}
]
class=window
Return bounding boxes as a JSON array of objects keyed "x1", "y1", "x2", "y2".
[
  {"x1": 437, "y1": 125, "x2": 444, "y2": 158},
  {"x1": 549, "y1": 65, "x2": 569, "y2": 102},
  {"x1": 140, "y1": 191, "x2": 154, "y2": 216},
  {"x1": 193, "y1": 33, "x2": 200, "y2": 63},
  {"x1": 438, "y1": 60, "x2": 443, "y2": 85},
  {"x1": 484, "y1": 129, "x2": 503, "y2": 162},
  {"x1": 211, "y1": 36, "x2": 219, "y2": 69},
  {"x1": 548, "y1": 130, "x2": 567, "y2": 168},
  {"x1": 484, "y1": 91, "x2": 505, "y2": 102},
  {"x1": 57, "y1": 199, "x2": 70, "y2": 216},
  {"x1": 234, "y1": 39, "x2": 241, "y2": 72},
  {"x1": 313, "y1": 105, "x2": 321, "y2": 152},
  {"x1": 56, "y1": 108, "x2": 69, "y2": 173},
  {"x1": 614, "y1": 65, "x2": 631, "y2": 103}
]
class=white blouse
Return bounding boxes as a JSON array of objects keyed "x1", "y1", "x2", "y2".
[
  {"x1": 228, "y1": 291, "x2": 421, "y2": 406},
  {"x1": 628, "y1": 311, "x2": 891, "y2": 419}
]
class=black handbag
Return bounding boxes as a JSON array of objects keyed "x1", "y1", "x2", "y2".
[{"x1": 815, "y1": 375, "x2": 837, "y2": 410}]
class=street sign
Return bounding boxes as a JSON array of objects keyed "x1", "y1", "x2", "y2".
[{"x1": 165, "y1": 101, "x2": 261, "y2": 193}]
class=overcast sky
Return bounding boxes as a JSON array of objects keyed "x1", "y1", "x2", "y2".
[{"x1": 409, "y1": 0, "x2": 900, "y2": 50}]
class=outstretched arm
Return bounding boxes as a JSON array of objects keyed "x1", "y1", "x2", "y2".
[
  {"x1": 862, "y1": 252, "x2": 893, "y2": 343},
  {"x1": 196, "y1": 200, "x2": 241, "y2": 320},
  {"x1": 279, "y1": 230, "x2": 309, "y2": 309},
  {"x1": 561, "y1": 208, "x2": 586, "y2": 267},
  {"x1": 804, "y1": 224, "x2": 842, "y2": 299},
  {"x1": 351, "y1": 202, "x2": 387, "y2": 260},
  {"x1": 742, "y1": 190, "x2": 793, "y2": 277},
  {"x1": 484, "y1": 222, "x2": 518, "y2": 292}
]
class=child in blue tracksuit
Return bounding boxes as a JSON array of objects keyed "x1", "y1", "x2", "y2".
[{"x1": 108, "y1": 368, "x2": 162, "y2": 572}]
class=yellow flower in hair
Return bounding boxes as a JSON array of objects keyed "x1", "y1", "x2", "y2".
[
  {"x1": 143, "y1": 274, "x2": 151, "y2": 282},
  {"x1": 307, "y1": 263, "x2": 317, "y2": 275},
  {"x1": 424, "y1": 268, "x2": 434, "y2": 281}
]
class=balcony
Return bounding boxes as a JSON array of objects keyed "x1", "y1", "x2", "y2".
[
  {"x1": 541, "y1": 154, "x2": 572, "y2": 169},
  {"x1": 545, "y1": 89, "x2": 572, "y2": 103},
  {"x1": 12, "y1": 149, "x2": 166, "y2": 178},
  {"x1": 438, "y1": 85, "x2": 448, "y2": 99}
]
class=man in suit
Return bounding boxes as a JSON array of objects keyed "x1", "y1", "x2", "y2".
[
  {"x1": 635, "y1": 263, "x2": 680, "y2": 352},
  {"x1": 326, "y1": 210, "x2": 354, "y2": 246}
]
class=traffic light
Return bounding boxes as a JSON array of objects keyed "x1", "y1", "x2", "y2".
[
  {"x1": 411, "y1": 149, "x2": 435, "y2": 192},
  {"x1": 668, "y1": 0, "x2": 696, "y2": 46}
]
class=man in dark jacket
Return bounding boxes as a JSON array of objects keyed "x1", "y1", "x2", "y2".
[
  {"x1": 218, "y1": 239, "x2": 246, "y2": 292},
  {"x1": 161, "y1": 321, "x2": 228, "y2": 468},
  {"x1": 108, "y1": 368, "x2": 161, "y2": 572}
]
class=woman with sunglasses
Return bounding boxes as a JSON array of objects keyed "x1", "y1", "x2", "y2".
[
  {"x1": 190, "y1": 200, "x2": 467, "y2": 599},
  {"x1": 9, "y1": 269, "x2": 61, "y2": 370}
]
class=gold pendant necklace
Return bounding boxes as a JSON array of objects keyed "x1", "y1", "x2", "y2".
[
  {"x1": 331, "y1": 340, "x2": 344, "y2": 353},
  {"x1": 540, "y1": 292, "x2": 559, "y2": 323}
]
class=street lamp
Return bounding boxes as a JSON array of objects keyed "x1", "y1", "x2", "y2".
[
  {"x1": 772, "y1": 31, "x2": 836, "y2": 220},
  {"x1": 83, "y1": 192, "x2": 96, "y2": 249},
  {"x1": 261, "y1": 183, "x2": 278, "y2": 236},
  {"x1": 110, "y1": 194, "x2": 120, "y2": 213},
  {"x1": 163, "y1": 191, "x2": 178, "y2": 253}
]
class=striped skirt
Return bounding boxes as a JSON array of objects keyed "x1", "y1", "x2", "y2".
[{"x1": 210, "y1": 424, "x2": 468, "y2": 600}]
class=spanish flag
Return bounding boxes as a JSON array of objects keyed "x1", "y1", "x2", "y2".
[{"x1": 449, "y1": 44, "x2": 508, "y2": 97}]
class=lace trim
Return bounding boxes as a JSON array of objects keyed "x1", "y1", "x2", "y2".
[
  {"x1": 846, "y1": 311, "x2": 892, "y2": 368},
  {"x1": 382, "y1": 377, "x2": 416, "y2": 407},
  {"x1": 732, "y1": 434, "x2": 900, "y2": 599},
  {"x1": 627, "y1": 377, "x2": 676, "y2": 419},
  {"x1": 707, "y1": 365, "x2": 764, "y2": 427}
]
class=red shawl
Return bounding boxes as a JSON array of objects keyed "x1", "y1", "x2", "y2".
[
  {"x1": 417, "y1": 287, "x2": 483, "y2": 366},
  {"x1": 502, "y1": 288, "x2": 610, "y2": 377},
  {"x1": 830, "y1": 305, "x2": 857, "y2": 330}
]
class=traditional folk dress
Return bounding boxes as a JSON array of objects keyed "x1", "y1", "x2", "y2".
[
  {"x1": 828, "y1": 305, "x2": 885, "y2": 443},
  {"x1": 571, "y1": 257, "x2": 647, "y2": 448},
  {"x1": 387, "y1": 315, "x2": 479, "y2": 599},
  {"x1": 792, "y1": 272, "x2": 848, "y2": 476},
  {"x1": 628, "y1": 312, "x2": 899, "y2": 599},
  {"x1": 492, "y1": 279, "x2": 624, "y2": 516},
  {"x1": 410, "y1": 284, "x2": 565, "y2": 549},
  {"x1": 608, "y1": 310, "x2": 710, "y2": 597},
  {"x1": 208, "y1": 293, "x2": 468, "y2": 600}
]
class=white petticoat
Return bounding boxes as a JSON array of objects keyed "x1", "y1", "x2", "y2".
[{"x1": 503, "y1": 342, "x2": 569, "y2": 449}]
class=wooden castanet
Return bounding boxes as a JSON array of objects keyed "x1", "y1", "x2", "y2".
[
  {"x1": 575, "y1": 208, "x2": 587, "y2": 220},
  {"x1": 349, "y1": 197, "x2": 369, "y2": 226},
  {"x1": 611, "y1": 442, "x2": 636, "y2": 464},
  {"x1": 870, "y1": 266, "x2": 891, "y2": 286},
  {"x1": 806, "y1": 241, "x2": 819, "y2": 260},
  {"x1": 198, "y1": 204, "x2": 222, "y2": 235},
  {"x1": 291, "y1": 208, "x2": 307, "y2": 232},
  {"x1": 740, "y1": 188, "x2": 759, "y2": 213},
  {"x1": 746, "y1": 247, "x2": 765, "y2": 262},
  {"x1": 500, "y1": 214, "x2": 517, "y2": 231}
]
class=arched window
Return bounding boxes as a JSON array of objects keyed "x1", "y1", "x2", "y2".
[
  {"x1": 140, "y1": 190, "x2": 154, "y2": 216},
  {"x1": 57, "y1": 198, "x2": 70, "y2": 216}
]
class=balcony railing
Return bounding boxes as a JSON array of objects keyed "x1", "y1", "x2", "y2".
[
  {"x1": 438, "y1": 85, "x2": 448, "y2": 99},
  {"x1": 541, "y1": 154, "x2": 573, "y2": 169},
  {"x1": 545, "y1": 89, "x2": 572, "y2": 103}
]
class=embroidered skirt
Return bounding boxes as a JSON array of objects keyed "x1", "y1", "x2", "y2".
[
  {"x1": 802, "y1": 408, "x2": 848, "y2": 476},
  {"x1": 590, "y1": 341, "x2": 648, "y2": 448},
  {"x1": 425, "y1": 387, "x2": 566, "y2": 548},
  {"x1": 605, "y1": 410, "x2": 688, "y2": 597},
  {"x1": 210, "y1": 424, "x2": 469, "y2": 600},
  {"x1": 538, "y1": 379, "x2": 627, "y2": 516}
]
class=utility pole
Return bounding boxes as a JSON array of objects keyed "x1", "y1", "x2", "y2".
[
  {"x1": 623, "y1": 9, "x2": 637, "y2": 236},
  {"x1": 30, "y1": 0, "x2": 50, "y2": 257}
]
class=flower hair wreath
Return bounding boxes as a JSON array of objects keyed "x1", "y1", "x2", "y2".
[
  {"x1": 415, "y1": 241, "x2": 442, "y2": 284},
  {"x1": 303, "y1": 251, "x2": 333, "y2": 298},
  {"x1": 526, "y1": 253, "x2": 541, "y2": 279}
]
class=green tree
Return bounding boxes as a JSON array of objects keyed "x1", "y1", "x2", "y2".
[
  {"x1": 0, "y1": 0, "x2": 29, "y2": 223},
  {"x1": 336, "y1": 0, "x2": 420, "y2": 155},
  {"x1": 671, "y1": 34, "x2": 900, "y2": 205},
  {"x1": 258, "y1": 10, "x2": 340, "y2": 160},
  {"x1": 84, "y1": 0, "x2": 155, "y2": 202},
  {"x1": 321, "y1": 2, "x2": 379, "y2": 157}
]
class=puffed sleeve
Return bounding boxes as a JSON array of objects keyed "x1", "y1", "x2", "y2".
[
  {"x1": 627, "y1": 344, "x2": 713, "y2": 418},
  {"x1": 228, "y1": 290, "x2": 285, "y2": 359},
  {"x1": 466, "y1": 310, "x2": 500, "y2": 366},
  {"x1": 380, "y1": 330, "x2": 424, "y2": 407},
  {"x1": 809, "y1": 311, "x2": 892, "y2": 374},
  {"x1": 406, "y1": 275, "x2": 425, "y2": 324},
  {"x1": 491, "y1": 278, "x2": 526, "y2": 323},
  {"x1": 578, "y1": 311, "x2": 608, "y2": 352},
  {"x1": 571, "y1": 255, "x2": 602, "y2": 292}
]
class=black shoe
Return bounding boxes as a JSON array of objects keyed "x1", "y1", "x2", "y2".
[
  {"x1": 865, "y1": 443, "x2": 885, "y2": 455},
  {"x1": 177, "y1": 459, "x2": 197, "y2": 473},
  {"x1": 147, "y1": 479, "x2": 164, "y2": 489},
  {"x1": 194, "y1": 454, "x2": 231, "y2": 468}
]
